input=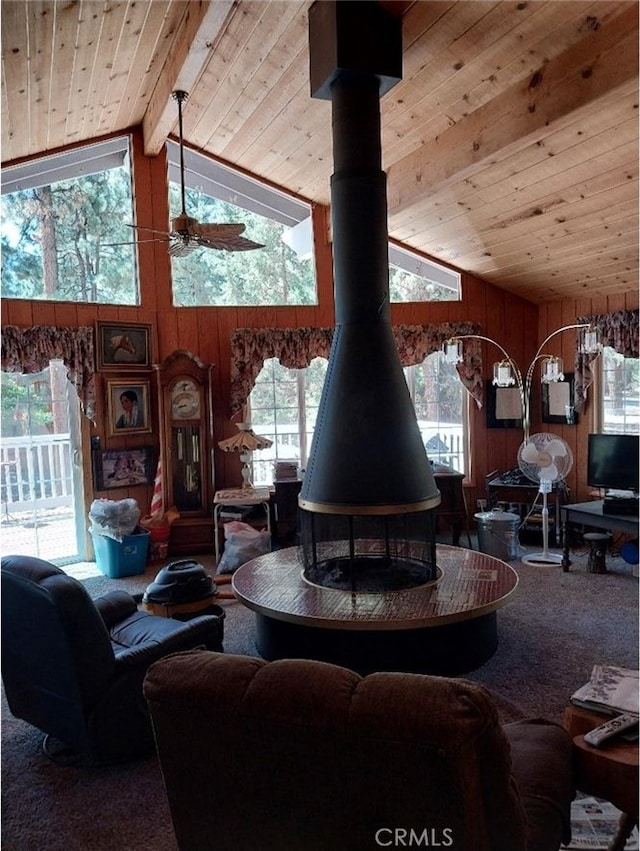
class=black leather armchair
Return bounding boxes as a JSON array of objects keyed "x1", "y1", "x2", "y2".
[{"x1": 1, "y1": 554, "x2": 224, "y2": 765}]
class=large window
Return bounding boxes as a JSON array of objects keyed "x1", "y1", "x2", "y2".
[
  {"x1": 404, "y1": 353, "x2": 468, "y2": 475},
  {"x1": 247, "y1": 351, "x2": 468, "y2": 486},
  {"x1": 167, "y1": 143, "x2": 316, "y2": 306},
  {"x1": 389, "y1": 244, "x2": 461, "y2": 303},
  {"x1": 247, "y1": 357, "x2": 327, "y2": 484},
  {"x1": 1, "y1": 138, "x2": 138, "y2": 304},
  {"x1": 600, "y1": 346, "x2": 640, "y2": 434}
]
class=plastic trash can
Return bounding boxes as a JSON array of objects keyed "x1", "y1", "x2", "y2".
[
  {"x1": 91, "y1": 526, "x2": 150, "y2": 578},
  {"x1": 474, "y1": 510, "x2": 521, "y2": 561}
]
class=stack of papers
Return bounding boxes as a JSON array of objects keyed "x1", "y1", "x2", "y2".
[
  {"x1": 564, "y1": 798, "x2": 638, "y2": 849},
  {"x1": 274, "y1": 460, "x2": 299, "y2": 481},
  {"x1": 571, "y1": 665, "x2": 639, "y2": 716}
]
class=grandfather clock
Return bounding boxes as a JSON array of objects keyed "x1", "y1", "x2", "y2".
[{"x1": 157, "y1": 350, "x2": 214, "y2": 555}]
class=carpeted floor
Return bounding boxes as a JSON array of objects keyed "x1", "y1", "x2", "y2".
[{"x1": 2, "y1": 544, "x2": 638, "y2": 850}]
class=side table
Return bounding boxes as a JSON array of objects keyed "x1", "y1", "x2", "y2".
[
  {"x1": 563, "y1": 704, "x2": 639, "y2": 851},
  {"x1": 213, "y1": 487, "x2": 271, "y2": 564}
]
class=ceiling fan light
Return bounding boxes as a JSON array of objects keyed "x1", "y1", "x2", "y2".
[{"x1": 492, "y1": 360, "x2": 515, "y2": 387}]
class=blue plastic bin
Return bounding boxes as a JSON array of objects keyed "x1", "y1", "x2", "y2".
[{"x1": 91, "y1": 526, "x2": 150, "y2": 578}]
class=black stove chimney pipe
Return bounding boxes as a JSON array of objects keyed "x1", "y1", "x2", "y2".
[{"x1": 300, "y1": 1, "x2": 440, "y2": 516}]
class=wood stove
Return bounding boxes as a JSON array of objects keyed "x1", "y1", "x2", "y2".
[
  {"x1": 232, "y1": 2, "x2": 517, "y2": 676},
  {"x1": 298, "y1": 1, "x2": 440, "y2": 593}
]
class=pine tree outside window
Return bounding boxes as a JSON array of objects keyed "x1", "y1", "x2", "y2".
[
  {"x1": 167, "y1": 143, "x2": 316, "y2": 307},
  {"x1": 1, "y1": 138, "x2": 138, "y2": 304}
]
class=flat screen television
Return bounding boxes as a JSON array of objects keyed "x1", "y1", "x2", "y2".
[{"x1": 587, "y1": 434, "x2": 639, "y2": 493}]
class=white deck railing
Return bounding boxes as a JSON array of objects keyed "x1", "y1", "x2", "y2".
[{"x1": 1, "y1": 434, "x2": 73, "y2": 514}]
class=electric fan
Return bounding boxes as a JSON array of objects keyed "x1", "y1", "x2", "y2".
[{"x1": 517, "y1": 433, "x2": 573, "y2": 566}]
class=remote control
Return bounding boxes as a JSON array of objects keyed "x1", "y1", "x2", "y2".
[{"x1": 583, "y1": 713, "x2": 639, "y2": 747}]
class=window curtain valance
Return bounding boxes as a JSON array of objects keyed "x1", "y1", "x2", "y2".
[
  {"x1": 229, "y1": 321, "x2": 483, "y2": 416},
  {"x1": 573, "y1": 309, "x2": 639, "y2": 412},
  {"x1": 1, "y1": 325, "x2": 97, "y2": 423}
]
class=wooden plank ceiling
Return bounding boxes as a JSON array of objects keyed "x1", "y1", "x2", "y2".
[{"x1": 1, "y1": 0, "x2": 637, "y2": 305}]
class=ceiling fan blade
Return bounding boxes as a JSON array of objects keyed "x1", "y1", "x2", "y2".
[
  {"x1": 127, "y1": 223, "x2": 172, "y2": 237},
  {"x1": 197, "y1": 235, "x2": 264, "y2": 252},
  {"x1": 104, "y1": 237, "x2": 170, "y2": 246},
  {"x1": 194, "y1": 222, "x2": 247, "y2": 238}
]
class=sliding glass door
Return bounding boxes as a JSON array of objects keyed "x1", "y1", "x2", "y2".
[{"x1": 0, "y1": 360, "x2": 86, "y2": 564}]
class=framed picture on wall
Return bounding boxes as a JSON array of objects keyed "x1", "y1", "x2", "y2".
[
  {"x1": 97, "y1": 321, "x2": 151, "y2": 370},
  {"x1": 486, "y1": 381, "x2": 523, "y2": 429},
  {"x1": 106, "y1": 378, "x2": 152, "y2": 437},
  {"x1": 542, "y1": 373, "x2": 578, "y2": 425},
  {"x1": 93, "y1": 447, "x2": 157, "y2": 491}
]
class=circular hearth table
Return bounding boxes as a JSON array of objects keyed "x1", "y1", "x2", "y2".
[{"x1": 232, "y1": 545, "x2": 518, "y2": 675}]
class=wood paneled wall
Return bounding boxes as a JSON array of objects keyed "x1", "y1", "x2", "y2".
[{"x1": 6, "y1": 128, "x2": 623, "y2": 521}]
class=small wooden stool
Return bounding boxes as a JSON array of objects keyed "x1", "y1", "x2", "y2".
[{"x1": 584, "y1": 532, "x2": 611, "y2": 574}]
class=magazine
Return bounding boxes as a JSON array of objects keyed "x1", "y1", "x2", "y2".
[
  {"x1": 571, "y1": 666, "x2": 639, "y2": 717},
  {"x1": 563, "y1": 798, "x2": 638, "y2": 850}
]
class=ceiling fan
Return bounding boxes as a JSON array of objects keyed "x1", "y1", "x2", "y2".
[{"x1": 118, "y1": 90, "x2": 264, "y2": 256}]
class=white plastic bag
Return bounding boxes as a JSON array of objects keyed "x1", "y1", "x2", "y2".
[
  {"x1": 217, "y1": 520, "x2": 271, "y2": 574},
  {"x1": 88, "y1": 498, "x2": 141, "y2": 542}
]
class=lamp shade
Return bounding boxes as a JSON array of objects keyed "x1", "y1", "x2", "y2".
[
  {"x1": 218, "y1": 423, "x2": 273, "y2": 453},
  {"x1": 541, "y1": 356, "x2": 564, "y2": 384},
  {"x1": 578, "y1": 327, "x2": 601, "y2": 355},
  {"x1": 492, "y1": 360, "x2": 516, "y2": 387},
  {"x1": 443, "y1": 339, "x2": 463, "y2": 363}
]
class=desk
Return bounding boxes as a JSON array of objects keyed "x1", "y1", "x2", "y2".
[
  {"x1": 563, "y1": 704, "x2": 639, "y2": 850},
  {"x1": 561, "y1": 501, "x2": 639, "y2": 572},
  {"x1": 213, "y1": 487, "x2": 271, "y2": 564},
  {"x1": 487, "y1": 474, "x2": 567, "y2": 546},
  {"x1": 433, "y1": 471, "x2": 471, "y2": 547}
]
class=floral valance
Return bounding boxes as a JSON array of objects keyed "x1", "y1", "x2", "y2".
[
  {"x1": 1, "y1": 325, "x2": 97, "y2": 423},
  {"x1": 229, "y1": 321, "x2": 483, "y2": 416},
  {"x1": 573, "y1": 309, "x2": 639, "y2": 412}
]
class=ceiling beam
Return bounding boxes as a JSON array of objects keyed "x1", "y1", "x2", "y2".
[
  {"x1": 142, "y1": 0, "x2": 235, "y2": 157},
  {"x1": 387, "y1": 4, "x2": 639, "y2": 215}
]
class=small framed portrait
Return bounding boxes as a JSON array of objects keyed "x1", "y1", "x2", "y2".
[
  {"x1": 93, "y1": 448, "x2": 157, "y2": 491},
  {"x1": 97, "y1": 321, "x2": 151, "y2": 370},
  {"x1": 106, "y1": 379, "x2": 152, "y2": 437}
]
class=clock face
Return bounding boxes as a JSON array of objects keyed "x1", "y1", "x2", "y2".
[{"x1": 171, "y1": 380, "x2": 201, "y2": 419}]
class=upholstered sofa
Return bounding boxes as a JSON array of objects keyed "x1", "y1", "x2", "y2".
[
  {"x1": 1, "y1": 555, "x2": 225, "y2": 764},
  {"x1": 144, "y1": 651, "x2": 575, "y2": 851}
]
